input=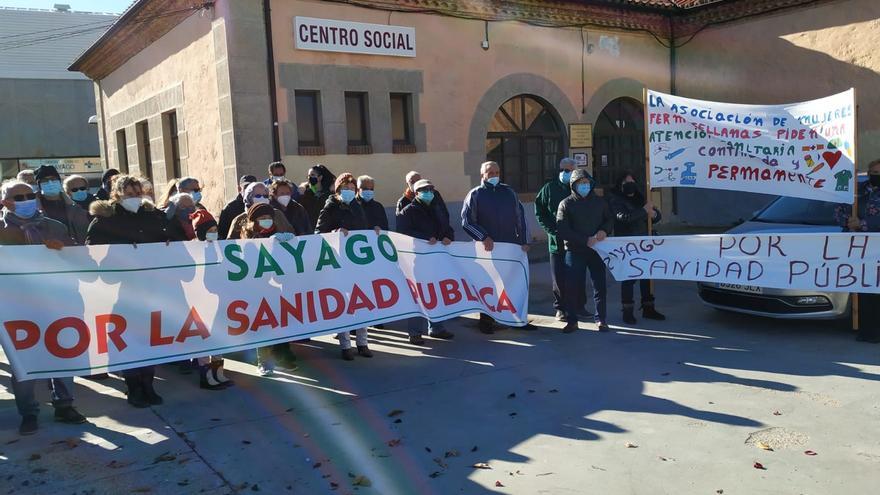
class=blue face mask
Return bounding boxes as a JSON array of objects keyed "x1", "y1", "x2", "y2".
[
  {"x1": 417, "y1": 191, "x2": 434, "y2": 204},
  {"x1": 71, "y1": 190, "x2": 88, "y2": 202},
  {"x1": 191, "y1": 191, "x2": 202, "y2": 203},
  {"x1": 486, "y1": 177, "x2": 500, "y2": 187},
  {"x1": 340, "y1": 189, "x2": 356, "y2": 204},
  {"x1": 576, "y1": 183, "x2": 592, "y2": 197},
  {"x1": 559, "y1": 170, "x2": 572, "y2": 184},
  {"x1": 13, "y1": 199, "x2": 38, "y2": 219},
  {"x1": 40, "y1": 180, "x2": 62, "y2": 196},
  {"x1": 360, "y1": 190, "x2": 374, "y2": 202}
]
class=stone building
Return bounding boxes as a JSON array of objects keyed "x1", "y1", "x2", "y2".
[{"x1": 70, "y1": 0, "x2": 880, "y2": 230}]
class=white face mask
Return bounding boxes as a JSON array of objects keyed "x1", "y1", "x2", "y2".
[
  {"x1": 205, "y1": 232, "x2": 219, "y2": 242},
  {"x1": 121, "y1": 197, "x2": 143, "y2": 213},
  {"x1": 252, "y1": 197, "x2": 270, "y2": 205},
  {"x1": 276, "y1": 195, "x2": 291, "y2": 207}
]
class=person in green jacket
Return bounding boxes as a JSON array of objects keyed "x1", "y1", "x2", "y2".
[{"x1": 534, "y1": 158, "x2": 586, "y2": 321}]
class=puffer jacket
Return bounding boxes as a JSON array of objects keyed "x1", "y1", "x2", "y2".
[
  {"x1": 315, "y1": 195, "x2": 368, "y2": 233},
  {"x1": 396, "y1": 198, "x2": 454, "y2": 241},
  {"x1": 607, "y1": 189, "x2": 661, "y2": 237},
  {"x1": 556, "y1": 191, "x2": 613, "y2": 253},
  {"x1": 86, "y1": 200, "x2": 171, "y2": 246}
]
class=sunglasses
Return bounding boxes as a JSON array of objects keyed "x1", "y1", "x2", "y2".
[
  {"x1": 188, "y1": 187, "x2": 202, "y2": 193},
  {"x1": 69, "y1": 187, "x2": 88, "y2": 193},
  {"x1": 12, "y1": 193, "x2": 37, "y2": 201},
  {"x1": 253, "y1": 194, "x2": 269, "y2": 199}
]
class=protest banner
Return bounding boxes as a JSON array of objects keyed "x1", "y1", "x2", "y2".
[
  {"x1": 0, "y1": 232, "x2": 529, "y2": 380},
  {"x1": 593, "y1": 233, "x2": 880, "y2": 293},
  {"x1": 646, "y1": 89, "x2": 855, "y2": 202}
]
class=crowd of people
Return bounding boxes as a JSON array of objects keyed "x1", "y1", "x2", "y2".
[{"x1": 17, "y1": 156, "x2": 880, "y2": 437}]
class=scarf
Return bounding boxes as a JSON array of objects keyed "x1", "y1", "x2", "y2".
[{"x1": 2, "y1": 209, "x2": 46, "y2": 245}]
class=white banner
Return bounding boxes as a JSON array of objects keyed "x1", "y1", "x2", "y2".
[
  {"x1": 647, "y1": 89, "x2": 855, "y2": 202},
  {"x1": 0, "y1": 232, "x2": 527, "y2": 380},
  {"x1": 594, "y1": 233, "x2": 880, "y2": 293},
  {"x1": 295, "y1": 16, "x2": 416, "y2": 57}
]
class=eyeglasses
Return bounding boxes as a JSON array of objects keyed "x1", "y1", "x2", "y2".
[
  {"x1": 187, "y1": 187, "x2": 202, "y2": 193},
  {"x1": 12, "y1": 193, "x2": 37, "y2": 201},
  {"x1": 69, "y1": 187, "x2": 88, "y2": 192}
]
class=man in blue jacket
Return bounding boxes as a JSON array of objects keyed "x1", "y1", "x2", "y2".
[{"x1": 461, "y1": 161, "x2": 530, "y2": 333}]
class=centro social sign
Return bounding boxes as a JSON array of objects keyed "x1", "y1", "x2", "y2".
[{"x1": 295, "y1": 17, "x2": 416, "y2": 58}]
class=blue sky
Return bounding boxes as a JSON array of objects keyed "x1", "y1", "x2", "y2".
[{"x1": 0, "y1": 0, "x2": 131, "y2": 13}]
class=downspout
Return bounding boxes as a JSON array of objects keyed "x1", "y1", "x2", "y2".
[
  {"x1": 263, "y1": 0, "x2": 282, "y2": 161},
  {"x1": 669, "y1": 15, "x2": 678, "y2": 215},
  {"x1": 97, "y1": 79, "x2": 109, "y2": 167}
]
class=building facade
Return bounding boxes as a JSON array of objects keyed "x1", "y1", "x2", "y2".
[
  {"x1": 0, "y1": 6, "x2": 117, "y2": 187},
  {"x1": 71, "y1": 0, "x2": 880, "y2": 231}
]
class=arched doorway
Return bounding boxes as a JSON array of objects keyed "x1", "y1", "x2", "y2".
[
  {"x1": 592, "y1": 97, "x2": 645, "y2": 191},
  {"x1": 485, "y1": 95, "x2": 565, "y2": 194}
]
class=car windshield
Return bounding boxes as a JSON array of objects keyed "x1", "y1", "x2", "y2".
[{"x1": 753, "y1": 196, "x2": 842, "y2": 226}]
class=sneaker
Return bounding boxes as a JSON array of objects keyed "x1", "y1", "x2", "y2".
[
  {"x1": 341, "y1": 348, "x2": 355, "y2": 361},
  {"x1": 555, "y1": 310, "x2": 567, "y2": 322},
  {"x1": 19, "y1": 415, "x2": 38, "y2": 436},
  {"x1": 258, "y1": 362, "x2": 275, "y2": 376},
  {"x1": 428, "y1": 330, "x2": 454, "y2": 340},
  {"x1": 409, "y1": 335, "x2": 425, "y2": 345},
  {"x1": 54, "y1": 406, "x2": 87, "y2": 424},
  {"x1": 357, "y1": 345, "x2": 373, "y2": 358}
]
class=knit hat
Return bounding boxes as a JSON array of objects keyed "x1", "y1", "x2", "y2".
[
  {"x1": 190, "y1": 209, "x2": 217, "y2": 241},
  {"x1": 102, "y1": 168, "x2": 120, "y2": 184},
  {"x1": 247, "y1": 202, "x2": 274, "y2": 221},
  {"x1": 569, "y1": 168, "x2": 593, "y2": 185},
  {"x1": 412, "y1": 179, "x2": 433, "y2": 191},
  {"x1": 34, "y1": 165, "x2": 60, "y2": 182},
  {"x1": 239, "y1": 174, "x2": 257, "y2": 185}
]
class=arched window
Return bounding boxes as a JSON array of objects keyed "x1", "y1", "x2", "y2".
[{"x1": 485, "y1": 95, "x2": 564, "y2": 194}]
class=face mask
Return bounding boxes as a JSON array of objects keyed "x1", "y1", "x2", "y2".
[
  {"x1": 205, "y1": 231, "x2": 219, "y2": 242},
  {"x1": 257, "y1": 218, "x2": 274, "y2": 230},
  {"x1": 71, "y1": 190, "x2": 88, "y2": 202},
  {"x1": 12, "y1": 199, "x2": 37, "y2": 219},
  {"x1": 272, "y1": 175, "x2": 285, "y2": 181},
  {"x1": 190, "y1": 191, "x2": 202, "y2": 203},
  {"x1": 622, "y1": 182, "x2": 638, "y2": 195},
  {"x1": 576, "y1": 183, "x2": 592, "y2": 197},
  {"x1": 559, "y1": 171, "x2": 572, "y2": 184},
  {"x1": 360, "y1": 190, "x2": 374, "y2": 202},
  {"x1": 252, "y1": 196, "x2": 270, "y2": 205},
  {"x1": 870, "y1": 174, "x2": 880, "y2": 187},
  {"x1": 486, "y1": 177, "x2": 500, "y2": 187},
  {"x1": 121, "y1": 197, "x2": 143, "y2": 213},
  {"x1": 40, "y1": 180, "x2": 62, "y2": 196},
  {"x1": 276, "y1": 195, "x2": 291, "y2": 206},
  {"x1": 417, "y1": 191, "x2": 434, "y2": 204},
  {"x1": 339, "y1": 189, "x2": 356, "y2": 204},
  {"x1": 308, "y1": 176, "x2": 319, "y2": 185}
]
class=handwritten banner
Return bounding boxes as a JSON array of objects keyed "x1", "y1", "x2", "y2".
[
  {"x1": 594, "y1": 233, "x2": 880, "y2": 293},
  {"x1": 0, "y1": 232, "x2": 528, "y2": 380},
  {"x1": 647, "y1": 89, "x2": 855, "y2": 202}
]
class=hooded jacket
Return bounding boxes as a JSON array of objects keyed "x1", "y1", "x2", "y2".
[
  {"x1": 397, "y1": 197, "x2": 455, "y2": 241},
  {"x1": 85, "y1": 200, "x2": 171, "y2": 246},
  {"x1": 315, "y1": 195, "x2": 368, "y2": 233},
  {"x1": 461, "y1": 181, "x2": 529, "y2": 244},
  {"x1": 556, "y1": 171, "x2": 613, "y2": 253}
]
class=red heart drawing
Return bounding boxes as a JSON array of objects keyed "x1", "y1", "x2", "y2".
[{"x1": 823, "y1": 150, "x2": 842, "y2": 170}]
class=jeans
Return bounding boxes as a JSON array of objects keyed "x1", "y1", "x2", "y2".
[
  {"x1": 621, "y1": 279, "x2": 654, "y2": 305},
  {"x1": 338, "y1": 328, "x2": 368, "y2": 349},
  {"x1": 551, "y1": 250, "x2": 586, "y2": 312},
  {"x1": 12, "y1": 375, "x2": 74, "y2": 417},
  {"x1": 564, "y1": 249, "x2": 607, "y2": 323},
  {"x1": 407, "y1": 317, "x2": 447, "y2": 337}
]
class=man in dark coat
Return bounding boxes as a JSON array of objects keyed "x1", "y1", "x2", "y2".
[
  {"x1": 33, "y1": 165, "x2": 90, "y2": 244},
  {"x1": 396, "y1": 179, "x2": 456, "y2": 343},
  {"x1": 556, "y1": 169, "x2": 614, "y2": 333},
  {"x1": 356, "y1": 175, "x2": 389, "y2": 231},
  {"x1": 95, "y1": 168, "x2": 119, "y2": 201},
  {"x1": 218, "y1": 174, "x2": 257, "y2": 240}
]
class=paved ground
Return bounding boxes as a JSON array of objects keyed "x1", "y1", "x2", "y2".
[{"x1": 2, "y1": 262, "x2": 879, "y2": 494}]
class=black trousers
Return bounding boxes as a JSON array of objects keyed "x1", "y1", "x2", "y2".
[
  {"x1": 551, "y1": 251, "x2": 586, "y2": 311},
  {"x1": 564, "y1": 249, "x2": 607, "y2": 323},
  {"x1": 621, "y1": 279, "x2": 655, "y2": 306}
]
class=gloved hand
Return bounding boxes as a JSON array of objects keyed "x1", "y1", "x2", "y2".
[{"x1": 272, "y1": 232, "x2": 295, "y2": 242}]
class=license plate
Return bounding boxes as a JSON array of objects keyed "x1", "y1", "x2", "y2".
[{"x1": 716, "y1": 283, "x2": 763, "y2": 295}]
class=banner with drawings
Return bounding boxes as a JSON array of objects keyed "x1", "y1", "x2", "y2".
[{"x1": 647, "y1": 89, "x2": 855, "y2": 203}]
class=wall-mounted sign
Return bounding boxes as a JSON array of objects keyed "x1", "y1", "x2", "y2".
[
  {"x1": 572, "y1": 152, "x2": 588, "y2": 167},
  {"x1": 569, "y1": 123, "x2": 593, "y2": 148},
  {"x1": 19, "y1": 157, "x2": 102, "y2": 175},
  {"x1": 295, "y1": 17, "x2": 416, "y2": 58}
]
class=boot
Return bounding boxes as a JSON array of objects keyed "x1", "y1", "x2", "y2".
[
  {"x1": 562, "y1": 318, "x2": 577, "y2": 334},
  {"x1": 622, "y1": 303, "x2": 637, "y2": 325},
  {"x1": 357, "y1": 345, "x2": 373, "y2": 358},
  {"x1": 200, "y1": 364, "x2": 225, "y2": 390},
  {"x1": 211, "y1": 360, "x2": 234, "y2": 387},
  {"x1": 124, "y1": 376, "x2": 150, "y2": 408},
  {"x1": 141, "y1": 369, "x2": 163, "y2": 406},
  {"x1": 642, "y1": 301, "x2": 666, "y2": 321}
]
